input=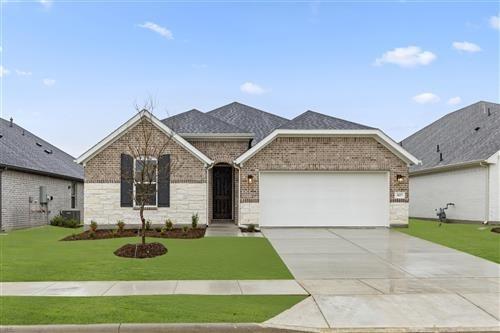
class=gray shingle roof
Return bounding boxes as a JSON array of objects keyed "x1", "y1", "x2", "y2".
[
  {"x1": 0, "y1": 118, "x2": 83, "y2": 180},
  {"x1": 401, "y1": 101, "x2": 500, "y2": 173},
  {"x1": 280, "y1": 110, "x2": 374, "y2": 130},
  {"x1": 162, "y1": 109, "x2": 251, "y2": 135},
  {"x1": 207, "y1": 102, "x2": 289, "y2": 144}
]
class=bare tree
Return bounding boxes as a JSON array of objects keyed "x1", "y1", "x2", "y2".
[{"x1": 122, "y1": 99, "x2": 183, "y2": 245}]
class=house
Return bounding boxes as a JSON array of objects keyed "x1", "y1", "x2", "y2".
[
  {"x1": 0, "y1": 118, "x2": 84, "y2": 230},
  {"x1": 401, "y1": 101, "x2": 500, "y2": 223},
  {"x1": 76, "y1": 102, "x2": 419, "y2": 228}
]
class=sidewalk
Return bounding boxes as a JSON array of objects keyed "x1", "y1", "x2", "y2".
[{"x1": 0, "y1": 280, "x2": 307, "y2": 297}]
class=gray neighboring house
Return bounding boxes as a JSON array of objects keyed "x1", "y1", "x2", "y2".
[
  {"x1": 402, "y1": 101, "x2": 500, "y2": 223},
  {"x1": 0, "y1": 118, "x2": 84, "y2": 230}
]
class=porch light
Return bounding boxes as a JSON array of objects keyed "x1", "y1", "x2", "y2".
[
  {"x1": 396, "y1": 174, "x2": 405, "y2": 182},
  {"x1": 247, "y1": 175, "x2": 254, "y2": 184}
]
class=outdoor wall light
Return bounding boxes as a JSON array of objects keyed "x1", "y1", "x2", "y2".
[
  {"x1": 247, "y1": 175, "x2": 254, "y2": 184},
  {"x1": 396, "y1": 174, "x2": 405, "y2": 182}
]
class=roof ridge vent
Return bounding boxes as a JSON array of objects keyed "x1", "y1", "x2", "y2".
[
  {"x1": 488, "y1": 108, "x2": 491, "y2": 116},
  {"x1": 36, "y1": 142, "x2": 42, "y2": 147},
  {"x1": 44, "y1": 149, "x2": 53, "y2": 154},
  {"x1": 9, "y1": 117, "x2": 13, "y2": 127},
  {"x1": 474, "y1": 126, "x2": 480, "y2": 132},
  {"x1": 436, "y1": 144, "x2": 440, "y2": 152},
  {"x1": 439, "y1": 152, "x2": 443, "y2": 162}
]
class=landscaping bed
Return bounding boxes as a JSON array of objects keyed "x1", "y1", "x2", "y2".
[{"x1": 61, "y1": 227, "x2": 206, "y2": 241}]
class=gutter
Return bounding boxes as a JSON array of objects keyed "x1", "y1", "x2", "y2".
[
  {"x1": 0, "y1": 164, "x2": 84, "y2": 183},
  {"x1": 409, "y1": 160, "x2": 487, "y2": 176}
]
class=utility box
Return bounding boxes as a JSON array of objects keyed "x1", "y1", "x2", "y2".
[
  {"x1": 39, "y1": 186, "x2": 47, "y2": 204},
  {"x1": 61, "y1": 210, "x2": 81, "y2": 222}
]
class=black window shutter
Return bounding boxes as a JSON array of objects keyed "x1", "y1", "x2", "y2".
[
  {"x1": 158, "y1": 154, "x2": 171, "y2": 207},
  {"x1": 120, "y1": 153, "x2": 134, "y2": 207}
]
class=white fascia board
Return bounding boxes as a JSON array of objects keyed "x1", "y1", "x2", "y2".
[
  {"x1": 409, "y1": 160, "x2": 486, "y2": 176},
  {"x1": 486, "y1": 150, "x2": 500, "y2": 164},
  {"x1": 76, "y1": 110, "x2": 213, "y2": 166},
  {"x1": 234, "y1": 129, "x2": 420, "y2": 166}
]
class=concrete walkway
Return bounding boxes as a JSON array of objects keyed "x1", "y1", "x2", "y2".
[
  {"x1": 205, "y1": 223, "x2": 263, "y2": 237},
  {"x1": 263, "y1": 227, "x2": 500, "y2": 331},
  {"x1": 0, "y1": 280, "x2": 307, "y2": 297}
]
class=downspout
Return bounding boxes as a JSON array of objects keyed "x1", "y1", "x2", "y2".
[
  {"x1": 233, "y1": 163, "x2": 242, "y2": 227},
  {"x1": 205, "y1": 163, "x2": 214, "y2": 226},
  {"x1": 480, "y1": 161, "x2": 490, "y2": 223}
]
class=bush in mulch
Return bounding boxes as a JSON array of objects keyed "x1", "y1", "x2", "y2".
[
  {"x1": 491, "y1": 227, "x2": 500, "y2": 234},
  {"x1": 61, "y1": 227, "x2": 206, "y2": 241},
  {"x1": 114, "y1": 242, "x2": 167, "y2": 259},
  {"x1": 50, "y1": 215, "x2": 81, "y2": 228}
]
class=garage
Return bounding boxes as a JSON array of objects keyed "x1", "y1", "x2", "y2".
[{"x1": 259, "y1": 171, "x2": 389, "y2": 227}]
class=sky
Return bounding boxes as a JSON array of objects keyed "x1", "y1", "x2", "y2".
[{"x1": 1, "y1": 0, "x2": 499, "y2": 157}]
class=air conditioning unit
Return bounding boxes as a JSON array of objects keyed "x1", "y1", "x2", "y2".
[{"x1": 61, "y1": 210, "x2": 81, "y2": 222}]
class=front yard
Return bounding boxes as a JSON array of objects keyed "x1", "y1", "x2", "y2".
[
  {"x1": 0, "y1": 226, "x2": 293, "y2": 281},
  {"x1": 397, "y1": 219, "x2": 500, "y2": 263}
]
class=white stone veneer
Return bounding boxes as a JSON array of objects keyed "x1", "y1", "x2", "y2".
[
  {"x1": 390, "y1": 202, "x2": 409, "y2": 226},
  {"x1": 84, "y1": 183, "x2": 207, "y2": 226},
  {"x1": 240, "y1": 202, "x2": 260, "y2": 225}
]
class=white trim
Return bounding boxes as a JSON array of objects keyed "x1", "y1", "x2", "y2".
[
  {"x1": 233, "y1": 129, "x2": 420, "y2": 166},
  {"x1": 178, "y1": 133, "x2": 254, "y2": 139},
  {"x1": 76, "y1": 110, "x2": 214, "y2": 165}
]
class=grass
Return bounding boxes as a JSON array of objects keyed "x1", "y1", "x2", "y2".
[
  {"x1": 0, "y1": 295, "x2": 306, "y2": 325},
  {"x1": 396, "y1": 219, "x2": 500, "y2": 263},
  {"x1": 0, "y1": 226, "x2": 292, "y2": 281}
]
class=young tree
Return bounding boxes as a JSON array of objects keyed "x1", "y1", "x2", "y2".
[{"x1": 122, "y1": 100, "x2": 182, "y2": 245}]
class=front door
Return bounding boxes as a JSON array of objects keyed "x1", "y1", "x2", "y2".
[{"x1": 213, "y1": 166, "x2": 233, "y2": 220}]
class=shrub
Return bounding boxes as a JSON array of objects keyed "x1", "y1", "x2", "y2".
[
  {"x1": 191, "y1": 213, "x2": 199, "y2": 229},
  {"x1": 112, "y1": 229, "x2": 118, "y2": 237},
  {"x1": 89, "y1": 230, "x2": 96, "y2": 239},
  {"x1": 116, "y1": 220, "x2": 125, "y2": 232},
  {"x1": 155, "y1": 227, "x2": 162, "y2": 232},
  {"x1": 90, "y1": 221, "x2": 98, "y2": 231},
  {"x1": 63, "y1": 219, "x2": 79, "y2": 228},
  {"x1": 145, "y1": 220, "x2": 152, "y2": 231},
  {"x1": 50, "y1": 215, "x2": 65, "y2": 227},
  {"x1": 165, "y1": 219, "x2": 174, "y2": 231},
  {"x1": 160, "y1": 227, "x2": 167, "y2": 236},
  {"x1": 247, "y1": 224, "x2": 256, "y2": 232},
  {"x1": 182, "y1": 225, "x2": 189, "y2": 235}
]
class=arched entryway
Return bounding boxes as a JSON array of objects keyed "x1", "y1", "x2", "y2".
[{"x1": 211, "y1": 163, "x2": 234, "y2": 222}]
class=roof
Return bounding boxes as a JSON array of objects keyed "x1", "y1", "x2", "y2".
[
  {"x1": 0, "y1": 118, "x2": 83, "y2": 181},
  {"x1": 280, "y1": 110, "x2": 374, "y2": 130},
  {"x1": 76, "y1": 110, "x2": 213, "y2": 166},
  {"x1": 162, "y1": 109, "x2": 252, "y2": 137},
  {"x1": 401, "y1": 101, "x2": 500, "y2": 173},
  {"x1": 207, "y1": 102, "x2": 289, "y2": 144},
  {"x1": 234, "y1": 128, "x2": 420, "y2": 166}
]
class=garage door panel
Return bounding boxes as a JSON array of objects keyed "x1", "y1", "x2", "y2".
[{"x1": 259, "y1": 172, "x2": 389, "y2": 227}]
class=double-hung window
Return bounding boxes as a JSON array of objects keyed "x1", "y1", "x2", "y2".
[{"x1": 134, "y1": 157, "x2": 158, "y2": 207}]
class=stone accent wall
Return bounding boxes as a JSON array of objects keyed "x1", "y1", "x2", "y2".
[
  {"x1": 85, "y1": 120, "x2": 207, "y2": 184},
  {"x1": 1, "y1": 169, "x2": 84, "y2": 230},
  {"x1": 240, "y1": 137, "x2": 408, "y2": 203},
  {"x1": 238, "y1": 136, "x2": 409, "y2": 226},
  {"x1": 189, "y1": 140, "x2": 249, "y2": 164},
  {"x1": 389, "y1": 202, "x2": 409, "y2": 226},
  {"x1": 84, "y1": 183, "x2": 206, "y2": 226}
]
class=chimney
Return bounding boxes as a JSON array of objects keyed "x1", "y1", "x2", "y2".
[{"x1": 9, "y1": 117, "x2": 13, "y2": 127}]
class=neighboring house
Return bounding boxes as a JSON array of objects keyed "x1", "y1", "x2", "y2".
[
  {"x1": 76, "y1": 102, "x2": 419, "y2": 228},
  {"x1": 0, "y1": 118, "x2": 84, "y2": 230},
  {"x1": 402, "y1": 101, "x2": 500, "y2": 223}
]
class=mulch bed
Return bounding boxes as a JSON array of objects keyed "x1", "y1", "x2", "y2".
[
  {"x1": 61, "y1": 228, "x2": 206, "y2": 241},
  {"x1": 114, "y1": 242, "x2": 167, "y2": 258},
  {"x1": 491, "y1": 227, "x2": 500, "y2": 234}
]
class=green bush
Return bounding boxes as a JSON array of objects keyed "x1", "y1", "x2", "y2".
[
  {"x1": 191, "y1": 213, "x2": 199, "y2": 229},
  {"x1": 145, "y1": 220, "x2": 152, "y2": 231},
  {"x1": 182, "y1": 225, "x2": 189, "y2": 235},
  {"x1": 50, "y1": 215, "x2": 65, "y2": 227},
  {"x1": 116, "y1": 220, "x2": 125, "y2": 232},
  {"x1": 50, "y1": 215, "x2": 80, "y2": 228},
  {"x1": 247, "y1": 224, "x2": 256, "y2": 232},
  {"x1": 63, "y1": 219, "x2": 79, "y2": 228},
  {"x1": 165, "y1": 219, "x2": 174, "y2": 231},
  {"x1": 90, "y1": 221, "x2": 98, "y2": 231}
]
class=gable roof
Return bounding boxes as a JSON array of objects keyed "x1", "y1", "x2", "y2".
[
  {"x1": 234, "y1": 128, "x2": 420, "y2": 166},
  {"x1": 162, "y1": 109, "x2": 253, "y2": 138},
  {"x1": 401, "y1": 101, "x2": 500, "y2": 173},
  {"x1": 280, "y1": 110, "x2": 374, "y2": 130},
  {"x1": 0, "y1": 118, "x2": 83, "y2": 181},
  {"x1": 207, "y1": 102, "x2": 288, "y2": 144},
  {"x1": 76, "y1": 111, "x2": 213, "y2": 166}
]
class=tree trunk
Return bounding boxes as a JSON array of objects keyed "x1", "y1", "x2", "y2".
[{"x1": 140, "y1": 205, "x2": 146, "y2": 245}]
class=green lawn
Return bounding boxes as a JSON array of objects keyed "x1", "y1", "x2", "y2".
[
  {"x1": 0, "y1": 226, "x2": 292, "y2": 281},
  {"x1": 397, "y1": 219, "x2": 500, "y2": 263},
  {"x1": 0, "y1": 295, "x2": 305, "y2": 325}
]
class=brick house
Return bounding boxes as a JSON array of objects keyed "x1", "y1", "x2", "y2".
[
  {"x1": 0, "y1": 118, "x2": 84, "y2": 230},
  {"x1": 76, "y1": 102, "x2": 419, "y2": 228}
]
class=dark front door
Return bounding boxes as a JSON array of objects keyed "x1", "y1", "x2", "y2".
[{"x1": 213, "y1": 166, "x2": 233, "y2": 220}]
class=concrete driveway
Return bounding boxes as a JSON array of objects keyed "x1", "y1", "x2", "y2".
[{"x1": 263, "y1": 228, "x2": 500, "y2": 331}]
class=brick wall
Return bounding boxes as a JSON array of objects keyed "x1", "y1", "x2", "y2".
[
  {"x1": 1, "y1": 169, "x2": 84, "y2": 230},
  {"x1": 240, "y1": 136, "x2": 409, "y2": 203},
  {"x1": 85, "y1": 120, "x2": 207, "y2": 184}
]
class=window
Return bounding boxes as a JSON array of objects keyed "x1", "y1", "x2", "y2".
[
  {"x1": 134, "y1": 157, "x2": 157, "y2": 207},
  {"x1": 71, "y1": 182, "x2": 77, "y2": 209}
]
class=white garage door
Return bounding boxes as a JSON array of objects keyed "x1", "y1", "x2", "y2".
[{"x1": 259, "y1": 172, "x2": 389, "y2": 227}]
